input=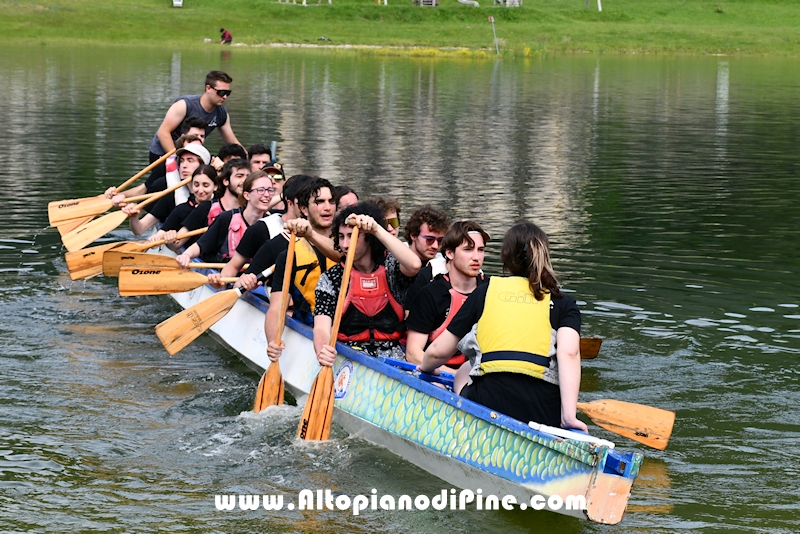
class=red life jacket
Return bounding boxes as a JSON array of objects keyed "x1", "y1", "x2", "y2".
[
  {"x1": 220, "y1": 210, "x2": 247, "y2": 260},
  {"x1": 428, "y1": 274, "x2": 471, "y2": 367},
  {"x1": 207, "y1": 200, "x2": 224, "y2": 227},
  {"x1": 338, "y1": 265, "x2": 405, "y2": 343}
]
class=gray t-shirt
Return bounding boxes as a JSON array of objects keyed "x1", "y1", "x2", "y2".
[{"x1": 148, "y1": 94, "x2": 228, "y2": 155}]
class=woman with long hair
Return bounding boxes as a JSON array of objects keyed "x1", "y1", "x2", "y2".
[{"x1": 420, "y1": 221, "x2": 586, "y2": 431}]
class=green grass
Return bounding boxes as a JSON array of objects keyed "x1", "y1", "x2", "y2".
[{"x1": 2, "y1": 0, "x2": 800, "y2": 56}]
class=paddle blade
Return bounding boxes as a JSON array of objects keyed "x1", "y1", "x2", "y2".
[
  {"x1": 254, "y1": 363, "x2": 284, "y2": 412},
  {"x1": 61, "y1": 211, "x2": 128, "y2": 252},
  {"x1": 118, "y1": 267, "x2": 209, "y2": 297},
  {"x1": 104, "y1": 251, "x2": 179, "y2": 277},
  {"x1": 580, "y1": 337, "x2": 603, "y2": 360},
  {"x1": 55, "y1": 215, "x2": 95, "y2": 236},
  {"x1": 48, "y1": 195, "x2": 111, "y2": 225},
  {"x1": 297, "y1": 367, "x2": 335, "y2": 441},
  {"x1": 65, "y1": 242, "x2": 125, "y2": 280},
  {"x1": 577, "y1": 400, "x2": 675, "y2": 451},
  {"x1": 155, "y1": 288, "x2": 242, "y2": 355}
]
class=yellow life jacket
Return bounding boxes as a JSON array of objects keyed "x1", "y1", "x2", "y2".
[
  {"x1": 292, "y1": 237, "x2": 336, "y2": 314},
  {"x1": 475, "y1": 276, "x2": 553, "y2": 379}
]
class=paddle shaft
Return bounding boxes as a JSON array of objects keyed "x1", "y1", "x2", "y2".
[
  {"x1": 275, "y1": 231, "x2": 297, "y2": 346},
  {"x1": 128, "y1": 177, "x2": 191, "y2": 212},
  {"x1": 330, "y1": 226, "x2": 359, "y2": 343},
  {"x1": 115, "y1": 149, "x2": 176, "y2": 193},
  {"x1": 144, "y1": 226, "x2": 208, "y2": 249}
]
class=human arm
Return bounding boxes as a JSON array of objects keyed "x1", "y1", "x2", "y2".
[
  {"x1": 556, "y1": 326, "x2": 587, "y2": 432},
  {"x1": 156, "y1": 99, "x2": 188, "y2": 154},
  {"x1": 313, "y1": 315, "x2": 336, "y2": 366},
  {"x1": 405, "y1": 330, "x2": 429, "y2": 366},
  {"x1": 285, "y1": 218, "x2": 340, "y2": 263},
  {"x1": 208, "y1": 252, "x2": 248, "y2": 289},
  {"x1": 217, "y1": 115, "x2": 241, "y2": 147},
  {"x1": 420, "y1": 330, "x2": 459, "y2": 373},
  {"x1": 265, "y1": 289, "x2": 285, "y2": 361},
  {"x1": 175, "y1": 242, "x2": 201, "y2": 268},
  {"x1": 348, "y1": 214, "x2": 421, "y2": 277}
]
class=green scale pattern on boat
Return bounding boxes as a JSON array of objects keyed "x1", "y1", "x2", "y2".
[{"x1": 333, "y1": 357, "x2": 597, "y2": 485}]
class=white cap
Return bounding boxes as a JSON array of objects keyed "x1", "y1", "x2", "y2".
[{"x1": 176, "y1": 143, "x2": 211, "y2": 165}]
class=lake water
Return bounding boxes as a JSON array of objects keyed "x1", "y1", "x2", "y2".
[{"x1": 1, "y1": 45, "x2": 799, "y2": 533}]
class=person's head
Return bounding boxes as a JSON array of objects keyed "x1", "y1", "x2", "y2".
[
  {"x1": 263, "y1": 163, "x2": 286, "y2": 195},
  {"x1": 370, "y1": 197, "x2": 402, "y2": 237},
  {"x1": 247, "y1": 144, "x2": 272, "y2": 172},
  {"x1": 332, "y1": 201, "x2": 386, "y2": 266},
  {"x1": 220, "y1": 28, "x2": 226, "y2": 33},
  {"x1": 281, "y1": 174, "x2": 315, "y2": 218},
  {"x1": 217, "y1": 143, "x2": 247, "y2": 163},
  {"x1": 239, "y1": 170, "x2": 276, "y2": 210},
  {"x1": 180, "y1": 116, "x2": 208, "y2": 143},
  {"x1": 176, "y1": 143, "x2": 211, "y2": 180},
  {"x1": 404, "y1": 205, "x2": 450, "y2": 262},
  {"x1": 334, "y1": 185, "x2": 358, "y2": 211},
  {"x1": 204, "y1": 70, "x2": 233, "y2": 106},
  {"x1": 190, "y1": 165, "x2": 220, "y2": 203},
  {"x1": 219, "y1": 157, "x2": 249, "y2": 198},
  {"x1": 174, "y1": 133, "x2": 202, "y2": 150},
  {"x1": 501, "y1": 222, "x2": 561, "y2": 300},
  {"x1": 297, "y1": 177, "x2": 336, "y2": 232},
  {"x1": 441, "y1": 220, "x2": 489, "y2": 279}
]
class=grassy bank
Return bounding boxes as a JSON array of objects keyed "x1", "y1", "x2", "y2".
[{"x1": 2, "y1": 0, "x2": 800, "y2": 56}]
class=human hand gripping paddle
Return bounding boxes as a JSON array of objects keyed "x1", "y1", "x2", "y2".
[
  {"x1": 297, "y1": 226, "x2": 359, "y2": 441},
  {"x1": 61, "y1": 177, "x2": 192, "y2": 253},
  {"x1": 155, "y1": 265, "x2": 275, "y2": 356},
  {"x1": 64, "y1": 227, "x2": 208, "y2": 281},
  {"x1": 254, "y1": 231, "x2": 296, "y2": 413},
  {"x1": 48, "y1": 149, "x2": 176, "y2": 226}
]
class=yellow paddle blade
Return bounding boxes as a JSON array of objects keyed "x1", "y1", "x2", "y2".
[
  {"x1": 55, "y1": 215, "x2": 95, "y2": 236},
  {"x1": 118, "y1": 267, "x2": 210, "y2": 297},
  {"x1": 61, "y1": 211, "x2": 129, "y2": 252},
  {"x1": 580, "y1": 337, "x2": 603, "y2": 360},
  {"x1": 577, "y1": 399, "x2": 676, "y2": 451},
  {"x1": 297, "y1": 367, "x2": 334, "y2": 441},
  {"x1": 254, "y1": 363, "x2": 285, "y2": 413},
  {"x1": 65, "y1": 242, "x2": 126, "y2": 280},
  {"x1": 48, "y1": 195, "x2": 110, "y2": 225},
  {"x1": 155, "y1": 288, "x2": 243, "y2": 355},
  {"x1": 104, "y1": 251, "x2": 177, "y2": 277}
]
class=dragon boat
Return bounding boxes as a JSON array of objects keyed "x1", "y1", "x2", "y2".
[{"x1": 153, "y1": 247, "x2": 643, "y2": 524}]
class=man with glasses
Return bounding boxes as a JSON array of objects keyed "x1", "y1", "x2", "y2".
[{"x1": 402, "y1": 205, "x2": 451, "y2": 309}]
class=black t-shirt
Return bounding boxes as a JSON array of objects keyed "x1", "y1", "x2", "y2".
[
  {"x1": 404, "y1": 263, "x2": 434, "y2": 309},
  {"x1": 405, "y1": 274, "x2": 489, "y2": 335},
  {"x1": 447, "y1": 281, "x2": 581, "y2": 339},
  {"x1": 236, "y1": 221, "x2": 272, "y2": 261},
  {"x1": 161, "y1": 198, "x2": 196, "y2": 232},
  {"x1": 145, "y1": 175, "x2": 168, "y2": 194},
  {"x1": 194, "y1": 209, "x2": 244, "y2": 262},
  {"x1": 244, "y1": 233, "x2": 290, "y2": 276},
  {"x1": 181, "y1": 200, "x2": 214, "y2": 231},
  {"x1": 146, "y1": 194, "x2": 177, "y2": 222}
]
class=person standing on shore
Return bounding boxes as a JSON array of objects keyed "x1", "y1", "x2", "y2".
[{"x1": 220, "y1": 28, "x2": 232, "y2": 44}]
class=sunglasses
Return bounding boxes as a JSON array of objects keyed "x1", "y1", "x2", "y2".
[
  {"x1": 210, "y1": 86, "x2": 232, "y2": 97},
  {"x1": 419, "y1": 234, "x2": 443, "y2": 246},
  {"x1": 248, "y1": 187, "x2": 276, "y2": 196},
  {"x1": 386, "y1": 217, "x2": 400, "y2": 229},
  {"x1": 267, "y1": 173, "x2": 285, "y2": 182}
]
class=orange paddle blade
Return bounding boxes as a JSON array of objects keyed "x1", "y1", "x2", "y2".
[
  {"x1": 577, "y1": 399, "x2": 675, "y2": 451},
  {"x1": 155, "y1": 288, "x2": 243, "y2": 355},
  {"x1": 61, "y1": 211, "x2": 128, "y2": 252},
  {"x1": 254, "y1": 363, "x2": 285, "y2": 412},
  {"x1": 297, "y1": 367, "x2": 334, "y2": 441},
  {"x1": 580, "y1": 337, "x2": 603, "y2": 360}
]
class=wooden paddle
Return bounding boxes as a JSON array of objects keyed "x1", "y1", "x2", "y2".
[
  {"x1": 54, "y1": 215, "x2": 95, "y2": 236},
  {"x1": 118, "y1": 267, "x2": 238, "y2": 297},
  {"x1": 298, "y1": 226, "x2": 359, "y2": 441},
  {"x1": 48, "y1": 192, "x2": 155, "y2": 226},
  {"x1": 64, "y1": 227, "x2": 208, "y2": 281},
  {"x1": 48, "y1": 149, "x2": 176, "y2": 225},
  {"x1": 577, "y1": 399, "x2": 675, "y2": 451},
  {"x1": 103, "y1": 251, "x2": 242, "y2": 277},
  {"x1": 254, "y1": 232, "x2": 296, "y2": 413},
  {"x1": 61, "y1": 177, "x2": 191, "y2": 253},
  {"x1": 155, "y1": 266, "x2": 275, "y2": 356},
  {"x1": 580, "y1": 337, "x2": 603, "y2": 360}
]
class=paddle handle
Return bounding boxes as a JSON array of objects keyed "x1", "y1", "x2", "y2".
[
  {"x1": 330, "y1": 226, "x2": 359, "y2": 344},
  {"x1": 146, "y1": 227, "x2": 209, "y2": 249},
  {"x1": 125, "y1": 192, "x2": 160, "y2": 203},
  {"x1": 219, "y1": 277, "x2": 240, "y2": 284},
  {"x1": 191, "y1": 262, "x2": 249, "y2": 270},
  {"x1": 275, "y1": 231, "x2": 297, "y2": 346},
  {"x1": 130, "y1": 177, "x2": 191, "y2": 211},
  {"x1": 115, "y1": 149, "x2": 177, "y2": 193}
]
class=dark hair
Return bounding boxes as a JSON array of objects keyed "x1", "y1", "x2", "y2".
[
  {"x1": 441, "y1": 220, "x2": 490, "y2": 263},
  {"x1": 297, "y1": 177, "x2": 336, "y2": 210},
  {"x1": 332, "y1": 201, "x2": 386, "y2": 266},
  {"x1": 239, "y1": 170, "x2": 274, "y2": 207},
  {"x1": 369, "y1": 197, "x2": 402, "y2": 219},
  {"x1": 403, "y1": 205, "x2": 450, "y2": 244},
  {"x1": 281, "y1": 174, "x2": 315, "y2": 206},
  {"x1": 180, "y1": 116, "x2": 208, "y2": 134},
  {"x1": 217, "y1": 158, "x2": 249, "y2": 198},
  {"x1": 191, "y1": 165, "x2": 222, "y2": 197},
  {"x1": 500, "y1": 222, "x2": 561, "y2": 300},
  {"x1": 220, "y1": 28, "x2": 225, "y2": 32},
  {"x1": 175, "y1": 133, "x2": 201, "y2": 150},
  {"x1": 205, "y1": 70, "x2": 232, "y2": 87},
  {"x1": 217, "y1": 143, "x2": 247, "y2": 161},
  {"x1": 334, "y1": 185, "x2": 358, "y2": 207},
  {"x1": 247, "y1": 144, "x2": 272, "y2": 161}
]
